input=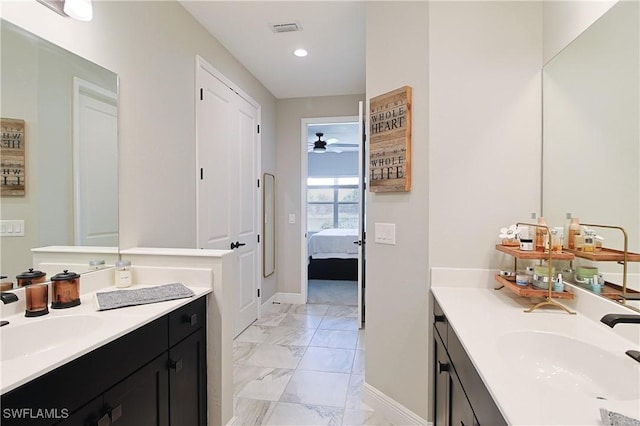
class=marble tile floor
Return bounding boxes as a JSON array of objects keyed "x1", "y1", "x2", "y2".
[{"x1": 233, "y1": 302, "x2": 392, "y2": 426}]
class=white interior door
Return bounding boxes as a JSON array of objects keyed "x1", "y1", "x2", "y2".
[
  {"x1": 73, "y1": 78, "x2": 118, "y2": 246},
  {"x1": 357, "y1": 101, "x2": 366, "y2": 326},
  {"x1": 197, "y1": 59, "x2": 260, "y2": 337}
]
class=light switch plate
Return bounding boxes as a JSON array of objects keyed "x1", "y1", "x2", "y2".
[
  {"x1": 288, "y1": 214, "x2": 296, "y2": 224},
  {"x1": 1, "y1": 220, "x2": 25, "y2": 237},
  {"x1": 374, "y1": 223, "x2": 396, "y2": 245}
]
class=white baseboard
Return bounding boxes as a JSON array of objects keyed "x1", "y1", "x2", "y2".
[
  {"x1": 274, "y1": 292, "x2": 305, "y2": 305},
  {"x1": 363, "y1": 383, "x2": 429, "y2": 426},
  {"x1": 261, "y1": 292, "x2": 279, "y2": 308}
]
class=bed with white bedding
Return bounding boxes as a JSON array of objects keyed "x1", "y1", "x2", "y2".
[
  {"x1": 307, "y1": 228, "x2": 359, "y2": 280},
  {"x1": 308, "y1": 228, "x2": 359, "y2": 259}
]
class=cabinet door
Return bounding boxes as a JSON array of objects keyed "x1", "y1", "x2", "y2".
[
  {"x1": 434, "y1": 334, "x2": 450, "y2": 426},
  {"x1": 450, "y1": 372, "x2": 478, "y2": 426},
  {"x1": 102, "y1": 354, "x2": 169, "y2": 426},
  {"x1": 56, "y1": 396, "x2": 107, "y2": 426},
  {"x1": 169, "y1": 328, "x2": 207, "y2": 426}
]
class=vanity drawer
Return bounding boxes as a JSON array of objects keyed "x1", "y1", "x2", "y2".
[
  {"x1": 433, "y1": 298, "x2": 448, "y2": 345},
  {"x1": 168, "y1": 296, "x2": 206, "y2": 347}
]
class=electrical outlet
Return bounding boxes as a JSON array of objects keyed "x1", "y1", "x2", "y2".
[{"x1": 288, "y1": 214, "x2": 296, "y2": 224}]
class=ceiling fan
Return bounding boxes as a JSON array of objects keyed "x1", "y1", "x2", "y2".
[
  {"x1": 307, "y1": 132, "x2": 356, "y2": 154},
  {"x1": 311, "y1": 132, "x2": 328, "y2": 153}
]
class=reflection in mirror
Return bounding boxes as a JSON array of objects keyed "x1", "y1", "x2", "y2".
[
  {"x1": 263, "y1": 173, "x2": 275, "y2": 277},
  {"x1": 542, "y1": 1, "x2": 639, "y2": 310},
  {"x1": 0, "y1": 20, "x2": 119, "y2": 285}
]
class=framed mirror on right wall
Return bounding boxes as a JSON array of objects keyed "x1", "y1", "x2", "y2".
[{"x1": 542, "y1": 0, "x2": 639, "y2": 310}]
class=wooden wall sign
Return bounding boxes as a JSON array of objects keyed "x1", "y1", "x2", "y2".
[
  {"x1": 369, "y1": 86, "x2": 411, "y2": 192},
  {"x1": 1, "y1": 118, "x2": 26, "y2": 196}
]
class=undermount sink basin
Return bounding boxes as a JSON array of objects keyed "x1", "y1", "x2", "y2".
[
  {"x1": 497, "y1": 330, "x2": 640, "y2": 401},
  {"x1": 0, "y1": 315, "x2": 104, "y2": 362}
]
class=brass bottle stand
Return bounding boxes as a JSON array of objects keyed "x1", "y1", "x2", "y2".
[{"x1": 495, "y1": 222, "x2": 576, "y2": 315}]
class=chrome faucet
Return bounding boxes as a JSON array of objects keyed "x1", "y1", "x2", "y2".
[{"x1": 600, "y1": 314, "x2": 640, "y2": 363}]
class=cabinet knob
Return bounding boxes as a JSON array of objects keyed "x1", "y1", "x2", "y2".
[
  {"x1": 183, "y1": 313, "x2": 197, "y2": 326},
  {"x1": 97, "y1": 413, "x2": 111, "y2": 426},
  {"x1": 438, "y1": 361, "x2": 450, "y2": 374},
  {"x1": 170, "y1": 359, "x2": 183, "y2": 372},
  {"x1": 110, "y1": 405, "x2": 123, "y2": 423}
]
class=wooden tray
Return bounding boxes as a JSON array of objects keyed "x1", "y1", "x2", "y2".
[
  {"x1": 494, "y1": 275, "x2": 575, "y2": 300},
  {"x1": 495, "y1": 244, "x2": 575, "y2": 261},
  {"x1": 571, "y1": 280, "x2": 640, "y2": 301},
  {"x1": 564, "y1": 247, "x2": 640, "y2": 262}
]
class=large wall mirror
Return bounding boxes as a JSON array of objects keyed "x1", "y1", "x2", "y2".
[
  {"x1": 542, "y1": 1, "x2": 639, "y2": 309},
  {"x1": 0, "y1": 20, "x2": 119, "y2": 283}
]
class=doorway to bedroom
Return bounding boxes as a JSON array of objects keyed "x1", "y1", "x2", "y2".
[{"x1": 302, "y1": 110, "x2": 366, "y2": 325}]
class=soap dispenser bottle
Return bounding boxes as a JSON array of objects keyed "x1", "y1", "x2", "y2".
[
  {"x1": 568, "y1": 218, "x2": 580, "y2": 250},
  {"x1": 535, "y1": 217, "x2": 548, "y2": 252}
]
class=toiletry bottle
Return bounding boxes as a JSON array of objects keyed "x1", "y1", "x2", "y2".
[
  {"x1": 551, "y1": 227, "x2": 563, "y2": 253},
  {"x1": 535, "y1": 217, "x2": 547, "y2": 252},
  {"x1": 568, "y1": 218, "x2": 580, "y2": 249},
  {"x1": 583, "y1": 231, "x2": 596, "y2": 252},
  {"x1": 115, "y1": 260, "x2": 132, "y2": 288},
  {"x1": 575, "y1": 229, "x2": 584, "y2": 251}
]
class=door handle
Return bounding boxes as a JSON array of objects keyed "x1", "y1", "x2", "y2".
[
  {"x1": 230, "y1": 241, "x2": 247, "y2": 249},
  {"x1": 353, "y1": 240, "x2": 363, "y2": 246},
  {"x1": 170, "y1": 359, "x2": 183, "y2": 372},
  {"x1": 438, "y1": 361, "x2": 450, "y2": 374}
]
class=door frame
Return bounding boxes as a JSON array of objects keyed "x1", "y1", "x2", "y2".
[
  {"x1": 300, "y1": 115, "x2": 360, "y2": 305},
  {"x1": 195, "y1": 56, "x2": 263, "y2": 321}
]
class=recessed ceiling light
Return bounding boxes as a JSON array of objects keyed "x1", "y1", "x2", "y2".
[{"x1": 293, "y1": 48, "x2": 308, "y2": 58}]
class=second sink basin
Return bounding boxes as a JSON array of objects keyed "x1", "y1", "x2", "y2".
[
  {"x1": 497, "y1": 330, "x2": 640, "y2": 401},
  {"x1": 0, "y1": 314, "x2": 104, "y2": 362}
]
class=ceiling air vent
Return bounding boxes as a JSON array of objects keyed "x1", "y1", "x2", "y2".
[{"x1": 271, "y1": 22, "x2": 301, "y2": 33}]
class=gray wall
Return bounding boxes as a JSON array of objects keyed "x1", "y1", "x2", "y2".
[
  {"x1": 365, "y1": 1, "x2": 543, "y2": 419},
  {"x1": 276, "y1": 95, "x2": 364, "y2": 295},
  {"x1": 2, "y1": 0, "x2": 278, "y2": 301}
]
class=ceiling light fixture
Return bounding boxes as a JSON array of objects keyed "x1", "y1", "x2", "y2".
[
  {"x1": 36, "y1": 0, "x2": 93, "y2": 21},
  {"x1": 293, "y1": 48, "x2": 308, "y2": 58},
  {"x1": 63, "y1": 0, "x2": 93, "y2": 21},
  {"x1": 313, "y1": 132, "x2": 326, "y2": 153}
]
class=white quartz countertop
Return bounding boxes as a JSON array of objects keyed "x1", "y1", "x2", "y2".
[
  {"x1": 431, "y1": 287, "x2": 640, "y2": 426},
  {"x1": 0, "y1": 285, "x2": 211, "y2": 395}
]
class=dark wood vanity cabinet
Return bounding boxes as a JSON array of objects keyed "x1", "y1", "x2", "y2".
[
  {"x1": 432, "y1": 297, "x2": 506, "y2": 426},
  {"x1": 1, "y1": 296, "x2": 207, "y2": 426}
]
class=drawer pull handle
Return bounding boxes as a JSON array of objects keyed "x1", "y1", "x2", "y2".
[
  {"x1": 438, "y1": 361, "x2": 450, "y2": 374},
  {"x1": 97, "y1": 413, "x2": 111, "y2": 426},
  {"x1": 110, "y1": 405, "x2": 123, "y2": 423},
  {"x1": 170, "y1": 359, "x2": 183, "y2": 372},
  {"x1": 434, "y1": 314, "x2": 446, "y2": 323},
  {"x1": 183, "y1": 313, "x2": 198, "y2": 326}
]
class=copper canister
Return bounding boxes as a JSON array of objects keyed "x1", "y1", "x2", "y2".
[
  {"x1": 25, "y1": 283, "x2": 49, "y2": 317},
  {"x1": 0, "y1": 275, "x2": 13, "y2": 291},
  {"x1": 16, "y1": 268, "x2": 47, "y2": 287},
  {"x1": 50, "y1": 270, "x2": 81, "y2": 309}
]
